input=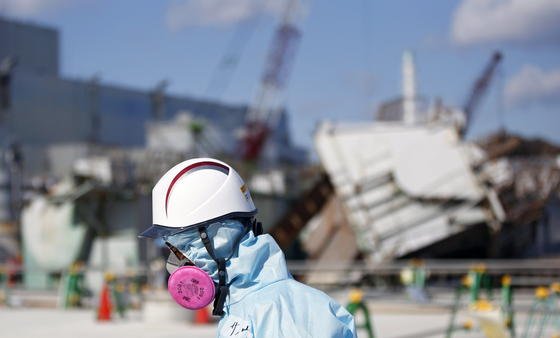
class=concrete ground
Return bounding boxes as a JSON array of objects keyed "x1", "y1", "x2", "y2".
[
  {"x1": 0, "y1": 306, "x2": 534, "y2": 338},
  {"x1": 0, "y1": 308, "x2": 217, "y2": 338},
  {"x1": 0, "y1": 289, "x2": 558, "y2": 338},
  {"x1": 0, "y1": 307, "x2": 465, "y2": 338}
]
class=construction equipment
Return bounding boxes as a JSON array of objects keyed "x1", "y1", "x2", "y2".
[
  {"x1": 446, "y1": 265, "x2": 514, "y2": 338},
  {"x1": 241, "y1": 0, "x2": 302, "y2": 161},
  {"x1": 500, "y1": 275, "x2": 515, "y2": 337},
  {"x1": 400, "y1": 258, "x2": 429, "y2": 303},
  {"x1": 466, "y1": 264, "x2": 493, "y2": 303},
  {"x1": 523, "y1": 285, "x2": 560, "y2": 338},
  {"x1": 111, "y1": 277, "x2": 127, "y2": 319},
  {"x1": 59, "y1": 261, "x2": 86, "y2": 308},
  {"x1": 346, "y1": 289, "x2": 375, "y2": 338},
  {"x1": 469, "y1": 299, "x2": 509, "y2": 338},
  {"x1": 446, "y1": 276, "x2": 470, "y2": 338},
  {"x1": 461, "y1": 51, "x2": 503, "y2": 137},
  {"x1": 205, "y1": 19, "x2": 259, "y2": 99}
]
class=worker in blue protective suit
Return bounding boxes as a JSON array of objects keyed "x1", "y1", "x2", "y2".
[{"x1": 140, "y1": 158, "x2": 356, "y2": 338}]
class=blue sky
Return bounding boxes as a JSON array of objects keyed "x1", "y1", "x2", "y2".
[{"x1": 2, "y1": 0, "x2": 559, "y2": 150}]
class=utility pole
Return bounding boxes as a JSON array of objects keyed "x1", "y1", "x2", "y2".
[
  {"x1": 150, "y1": 80, "x2": 169, "y2": 121},
  {"x1": 0, "y1": 57, "x2": 22, "y2": 242},
  {"x1": 0, "y1": 57, "x2": 17, "y2": 123},
  {"x1": 88, "y1": 74, "x2": 101, "y2": 146}
]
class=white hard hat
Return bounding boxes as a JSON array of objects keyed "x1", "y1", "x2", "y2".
[{"x1": 140, "y1": 158, "x2": 257, "y2": 238}]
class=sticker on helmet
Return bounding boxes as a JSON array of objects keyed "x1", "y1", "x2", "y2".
[{"x1": 240, "y1": 184, "x2": 250, "y2": 201}]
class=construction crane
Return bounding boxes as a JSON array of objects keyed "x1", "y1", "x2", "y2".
[
  {"x1": 461, "y1": 51, "x2": 503, "y2": 137},
  {"x1": 241, "y1": 0, "x2": 302, "y2": 161}
]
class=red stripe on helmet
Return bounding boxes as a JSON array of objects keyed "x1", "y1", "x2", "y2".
[{"x1": 165, "y1": 161, "x2": 229, "y2": 216}]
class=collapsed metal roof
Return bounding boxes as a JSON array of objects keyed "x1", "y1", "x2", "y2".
[{"x1": 313, "y1": 121, "x2": 560, "y2": 261}]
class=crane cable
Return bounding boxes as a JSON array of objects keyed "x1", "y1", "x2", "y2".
[{"x1": 204, "y1": 17, "x2": 261, "y2": 100}]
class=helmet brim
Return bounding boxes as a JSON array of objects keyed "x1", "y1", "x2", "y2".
[
  {"x1": 139, "y1": 210, "x2": 258, "y2": 239},
  {"x1": 138, "y1": 224, "x2": 184, "y2": 239}
]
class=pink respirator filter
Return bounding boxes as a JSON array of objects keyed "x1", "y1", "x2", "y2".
[{"x1": 167, "y1": 265, "x2": 216, "y2": 310}]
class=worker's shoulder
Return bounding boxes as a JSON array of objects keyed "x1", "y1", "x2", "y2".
[
  {"x1": 238, "y1": 279, "x2": 356, "y2": 337},
  {"x1": 248, "y1": 278, "x2": 339, "y2": 306}
]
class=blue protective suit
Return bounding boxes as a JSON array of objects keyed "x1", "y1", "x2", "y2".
[{"x1": 166, "y1": 222, "x2": 356, "y2": 338}]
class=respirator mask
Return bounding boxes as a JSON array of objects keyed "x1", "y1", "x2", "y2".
[{"x1": 163, "y1": 218, "x2": 262, "y2": 315}]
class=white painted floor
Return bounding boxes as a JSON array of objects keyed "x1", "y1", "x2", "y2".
[
  {"x1": 0, "y1": 307, "x2": 522, "y2": 338},
  {"x1": 0, "y1": 290, "x2": 558, "y2": 338},
  {"x1": 0, "y1": 308, "x2": 217, "y2": 338}
]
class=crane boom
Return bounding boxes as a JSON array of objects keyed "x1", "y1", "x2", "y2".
[
  {"x1": 461, "y1": 51, "x2": 503, "y2": 136},
  {"x1": 242, "y1": 0, "x2": 302, "y2": 161}
]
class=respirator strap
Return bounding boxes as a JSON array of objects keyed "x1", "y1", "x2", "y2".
[
  {"x1": 198, "y1": 227, "x2": 216, "y2": 259},
  {"x1": 213, "y1": 258, "x2": 228, "y2": 316},
  {"x1": 198, "y1": 227, "x2": 228, "y2": 316},
  {"x1": 251, "y1": 219, "x2": 263, "y2": 236}
]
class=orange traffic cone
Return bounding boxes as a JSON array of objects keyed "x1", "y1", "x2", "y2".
[
  {"x1": 194, "y1": 306, "x2": 211, "y2": 324},
  {"x1": 97, "y1": 283, "x2": 112, "y2": 321}
]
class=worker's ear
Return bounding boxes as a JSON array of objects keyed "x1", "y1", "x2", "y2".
[{"x1": 252, "y1": 220, "x2": 263, "y2": 236}]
